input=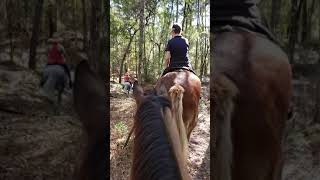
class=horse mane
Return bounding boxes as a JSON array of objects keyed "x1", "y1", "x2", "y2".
[
  {"x1": 131, "y1": 94, "x2": 183, "y2": 180},
  {"x1": 73, "y1": 60, "x2": 106, "y2": 180}
]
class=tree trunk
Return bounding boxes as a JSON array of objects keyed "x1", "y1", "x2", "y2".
[
  {"x1": 97, "y1": 0, "x2": 108, "y2": 80},
  {"x1": 175, "y1": 0, "x2": 179, "y2": 23},
  {"x1": 29, "y1": 0, "x2": 44, "y2": 70},
  {"x1": 138, "y1": 0, "x2": 145, "y2": 83},
  {"x1": 182, "y1": 2, "x2": 187, "y2": 31},
  {"x1": 157, "y1": 43, "x2": 161, "y2": 75},
  {"x1": 119, "y1": 31, "x2": 137, "y2": 83},
  {"x1": 6, "y1": 0, "x2": 14, "y2": 62},
  {"x1": 73, "y1": 0, "x2": 77, "y2": 28},
  {"x1": 314, "y1": 80, "x2": 320, "y2": 124},
  {"x1": 301, "y1": 0, "x2": 307, "y2": 43},
  {"x1": 319, "y1": 3, "x2": 320, "y2": 41},
  {"x1": 89, "y1": 0, "x2": 101, "y2": 72},
  {"x1": 288, "y1": 0, "x2": 303, "y2": 63},
  {"x1": 143, "y1": 33, "x2": 148, "y2": 79},
  {"x1": 195, "y1": 39, "x2": 198, "y2": 71},
  {"x1": 135, "y1": 38, "x2": 138, "y2": 76},
  {"x1": 23, "y1": 0, "x2": 29, "y2": 19},
  {"x1": 170, "y1": 0, "x2": 174, "y2": 23},
  {"x1": 307, "y1": 0, "x2": 316, "y2": 41},
  {"x1": 270, "y1": 0, "x2": 282, "y2": 35},
  {"x1": 81, "y1": 0, "x2": 88, "y2": 51},
  {"x1": 47, "y1": 1, "x2": 57, "y2": 38}
]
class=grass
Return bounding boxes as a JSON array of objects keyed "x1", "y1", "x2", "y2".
[{"x1": 114, "y1": 121, "x2": 128, "y2": 135}]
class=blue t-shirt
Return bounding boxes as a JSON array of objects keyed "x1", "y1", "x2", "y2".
[{"x1": 165, "y1": 35, "x2": 190, "y2": 68}]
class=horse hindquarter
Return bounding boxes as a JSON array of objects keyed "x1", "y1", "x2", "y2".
[{"x1": 212, "y1": 31, "x2": 292, "y2": 180}]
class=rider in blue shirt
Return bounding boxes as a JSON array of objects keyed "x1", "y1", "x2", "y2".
[{"x1": 162, "y1": 23, "x2": 194, "y2": 76}]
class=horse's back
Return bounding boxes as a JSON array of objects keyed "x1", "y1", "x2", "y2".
[
  {"x1": 214, "y1": 30, "x2": 292, "y2": 128},
  {"x1": 157, "y1": 71, "x2": 201, "y2": 102},
  {"x1": 156, "y1": 71, "x2": 201, "y2": 138},
  {"x1": 213, "y1": 31, "x2": 292, "y2": 180},
  {"x1": 43, "y1": 65, "x2": 67, "y2": 90}
]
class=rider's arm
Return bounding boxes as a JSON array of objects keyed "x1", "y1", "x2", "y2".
[
  {"x1": 164, "y1": 51, "x2": 171, "y2": 67},
  {"x1": 164, "y1": 40, "x2": 172, "y2": 67},
  {"x1": 59, "y1": 44, "x2": 67, "y2": 59}
]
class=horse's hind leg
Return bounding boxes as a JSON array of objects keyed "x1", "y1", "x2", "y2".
[
  {"x1": 212, "y1": 74, "x2": 238, "y2": 180},
  {"x1": 186, "y1": 110, "x2": 199, "y2": 140},
  {"x1": 53, "y1": 90, "x2": 63, "y2": 115}
]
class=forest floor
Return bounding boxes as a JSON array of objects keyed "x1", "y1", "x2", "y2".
[
  {"x1": 282, "y1": 79, "x2": 320, "y2": 180},
  {"x1": 0, "y1": 61, "x2": 83, "y2": 180},
  {"x1": 110, "y1": 80, "x2": 210, "y2": 180}
]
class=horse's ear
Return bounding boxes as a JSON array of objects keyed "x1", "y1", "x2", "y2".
[
  {"x1": 73, "y1": 60, "x2": 105, "y2": 180},
  {"x1": 133, "y1": 80, "x2": 144, "y2": 105},
  {"x1": 157, "y1": 84, "x2": 168, "y2": 97},
  {"x1": 73, "y1": 60, "x2": 105, "y2": 132}
]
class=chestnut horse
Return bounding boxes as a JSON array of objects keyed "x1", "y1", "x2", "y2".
[
  {"x1": 211, "y1": 29, "x2": 292, "y2": 180},
  {"x1": 155, "y1": 70, "x2": 201, "y2": 142},
  {"x1": 73, "y1": 61, "x2": 106, "y2": 180},
  {"x1": 131, "y1": 81, "x2": 190, "y2": 180}
]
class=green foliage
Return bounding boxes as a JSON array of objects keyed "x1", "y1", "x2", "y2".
[
  {"x1": 114, "y1": 121, "x2": 128, "y2": 134},
  {"x1": 111, "y1": 0, "x2": 210, "y2": 82}
]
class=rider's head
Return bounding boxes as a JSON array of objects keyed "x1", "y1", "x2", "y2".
[
  {"x1": 48, "y1": 33, "x2": 63, "y2": 44},
  {"x1": 171, "y1": 23, "x2": 182, "y2": 37}
]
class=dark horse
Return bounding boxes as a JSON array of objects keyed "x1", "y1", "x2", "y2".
[
  {"x1": 211, "y1": 29, "x2": 292, "y2": 180},
  {"x1": 73, "y1": 61, "x2": 106, "y2": 180},
  {"x1": 131, "y1": 81, "x2": 190, "y2": 180},
  {"x1": 155, "y1": 70, "x2": 201, "y2": 156},
  {"x1": 41, "y1": 65, "x2": 70, "y2": 112}
]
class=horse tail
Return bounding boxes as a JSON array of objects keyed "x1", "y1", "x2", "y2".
[
  {"x1": 169, "y1": 84, "x2": 188, "y2": 157},
  {"x1": 213, "y1": 74, "x2": 238, "y2": 180}
]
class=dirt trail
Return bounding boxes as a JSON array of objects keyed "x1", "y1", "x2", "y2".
[
  {"x1": 110, "y1": 82, "x2": 210, "y2": 179},
  {"x1": 0, "y1": 62, "x2": 83, "y2": 180}
]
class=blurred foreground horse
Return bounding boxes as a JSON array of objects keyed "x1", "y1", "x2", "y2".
[
  {"x1": 130, "y1": 81, "x2": 190, "y2": 180},
  {"x1": 73, "y1": 61, "x2": 106, "y2": 180},
  {"x1": 211, "y1": 1, "x2": 292, "y2": 179}
]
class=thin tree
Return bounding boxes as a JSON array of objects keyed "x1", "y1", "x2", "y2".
[
  {"x1": 6, "y1": 0, "x2": 14, "y2": 62},
  {"x1": 119, "y1": 29, "x2": 138, "y2": 83},
  {"x1": 89, "y1": 0, "x2": 101, "y2": 71},
  {"x1": 270, "y1": 0, "x2": 282, "y2": 35},
  {"x1": 287, "y1": 0, "x2": 304, "y2": 63},
  {"x1": 175, "y1": 0, "x2": 179, "y2": 22},
  {"x1": 29, "y1": 0, "x2": 44, "y2": 70},
  {"x1": 47, "y1": 0, "x2": 57, "y2": 38},
  {"x1": 82, "y1": 0, "x2": 88, "y2": 50},
  {"x1": 138, "y1": 0, "x2": 145, "y2": 83}
]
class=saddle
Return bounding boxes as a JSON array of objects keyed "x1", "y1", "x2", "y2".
[{"x1": 162, "y1": 66, "x2": 196, "y2": 76}]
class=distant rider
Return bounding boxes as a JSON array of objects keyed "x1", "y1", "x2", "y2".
[{"x1": 45, "y1": 33, "x2": 72, "y2": 88}]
